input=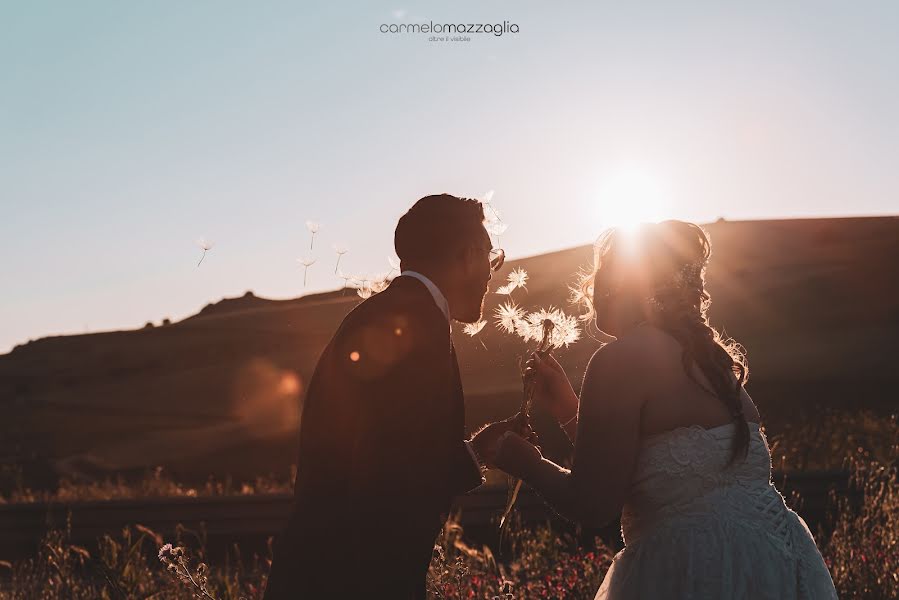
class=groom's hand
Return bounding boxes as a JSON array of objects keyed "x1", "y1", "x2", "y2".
[{"x1": 469, "y1": 413, "x2": 536, "y2": 469}]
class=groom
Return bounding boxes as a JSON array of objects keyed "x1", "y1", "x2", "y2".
[{"x1": 264, "y1": 194, "x2": 520, "y2": 599}]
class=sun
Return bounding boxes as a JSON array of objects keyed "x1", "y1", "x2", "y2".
[{"x1": 594, "y1": 167, "x2": 670, "y2": 231}]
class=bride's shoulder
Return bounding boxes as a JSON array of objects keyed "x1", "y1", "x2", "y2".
[{"x1": 586, "y1": 325, "x2": 680, "y2": 377}]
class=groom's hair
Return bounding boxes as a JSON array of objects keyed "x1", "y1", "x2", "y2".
[{"x1": 395, "y1": 194, "x2": 486, "y2": 268}]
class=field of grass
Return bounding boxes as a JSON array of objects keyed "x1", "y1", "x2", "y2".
[{"x1": 0, "y1": 411, "x2": 896, "y2": 598}]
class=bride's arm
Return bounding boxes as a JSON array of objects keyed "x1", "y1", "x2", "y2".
[{"x1": 497, "y1": 343, "x2": 644, "y2": 527}]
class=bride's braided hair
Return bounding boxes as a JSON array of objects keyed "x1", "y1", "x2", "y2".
[{"x1": 579, "y1": 221, "x2": 750, "y2": 464}]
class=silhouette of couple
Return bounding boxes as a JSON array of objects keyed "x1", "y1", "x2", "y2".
[{"x1": 263, "y1": 194, "x2": 837, "y2": 599}]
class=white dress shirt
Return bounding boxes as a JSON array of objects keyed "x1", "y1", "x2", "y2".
[{"x1": 399, "y1": 270, "x2": 486, "y2": 478}]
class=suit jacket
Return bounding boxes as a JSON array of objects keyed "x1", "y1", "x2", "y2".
[{"x1": 263, "y1": 275, "x2": 483, "y2": 599}]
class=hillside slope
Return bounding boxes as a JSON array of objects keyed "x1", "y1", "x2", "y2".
[{"x1": 2, "y1": 217, "x2": 897, "y2": 486}]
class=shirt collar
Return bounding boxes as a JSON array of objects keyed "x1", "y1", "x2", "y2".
[{"x1": 400, "y1": 270, "x2": 450, "y2": 323}]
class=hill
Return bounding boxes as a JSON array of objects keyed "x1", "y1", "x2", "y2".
[{"x1": 1, "y1": 216, "x2": 897, "y2": 489}]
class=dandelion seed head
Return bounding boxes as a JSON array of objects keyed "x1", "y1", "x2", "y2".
[
  {"x1": 195, "y1": 238, "x2": 214, "y2": 250},
  {"x1": 298, "y1": 257, "x2": 316, "y2": 267},
  {"x1": 333, "y1": 244, "x2": 349, "y2": 254},
  {"x1": 518, "y1": 307, "x2": 581, "y2": 348},
  {"x1": 494, "y1": 301, "x2": 525, "y2": 334},
  {"x1": 463, "y1": 320, "x2": 487, "y2": 336},
  {"x1": 482, "y1": 189, "x2": 495, "y2": 204},
  {"x1": 507, "y1": 267, "x2": 528, "y2": 289},
  {"x1": 356, "y1": 287, "x2": 372, "y2": 299},
  {"x1": 305, "y1": 220, "x2": 320, "y2": 234},
  {"x1": 495, "y1": 283, "x2": 516, "y2": 295}
]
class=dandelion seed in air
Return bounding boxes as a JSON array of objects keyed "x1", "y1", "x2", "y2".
[
  {"x1": 195, "y1": 238, "x2": 214, "y2": 267},
  {"x1": 370, "y1": 273, "x2": 390, "y2": 294},
  {"x1": 568, "y1": 283, "x2": 587, "y2": 305},
  {"x1": 507, "y1": 267, "x2": 528, "y2": 290},
  {"x1": 298, "y1": 256, "x2": 316, "y2": 287},
  {"x1": 333, "y1": 245, "x2": 348, "y2": 273},
  {"x1": 337, "y1": 269, "x2": 352, "y2": 290},
  {"x1": 495, "y1": 282, "x2": 517, "y2": 295},
  {"x1": 305, "y1": 220, "x2": 320, "y2": 250},
  {"x1": 494, "y1": 300, "x2": 525, "y2": 334},
  {"x1": 463, "y1": 320, "x2": 487, "y2": 336},
  {"x1": 387, "y1": 255, "x2": 401, "y2": 276}
]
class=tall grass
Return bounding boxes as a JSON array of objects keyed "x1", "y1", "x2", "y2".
[{"x1": 1, "y1": 412, "x2": 896, "y2": 598}]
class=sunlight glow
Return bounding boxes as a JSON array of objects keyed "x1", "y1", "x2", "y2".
[{"x1": 594, "y1": 167, "x2": 670, "y2": 231}]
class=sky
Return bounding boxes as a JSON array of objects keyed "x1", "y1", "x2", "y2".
[{"x1": 1, "y1": 1, "x2": 897, "y2": 354}]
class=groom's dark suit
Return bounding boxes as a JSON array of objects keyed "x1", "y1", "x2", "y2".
[{"x1": 264, "y1": 275, "x2": 484, "y2": 599}]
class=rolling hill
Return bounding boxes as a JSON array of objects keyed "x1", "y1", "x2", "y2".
[{"x1": 2, "y1": 216, "x2": 897, "y2": 490}]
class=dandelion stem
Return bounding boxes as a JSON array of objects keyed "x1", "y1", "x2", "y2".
[
  {"x1": 197, "y1": 250, "x2": 206, "y2": 267},
  {"x1": 334, "y1": 254, "x2": 342, "y2": 274},
  {"x1": 500, "y1": 320, "x2": 555, "y2": 545}
]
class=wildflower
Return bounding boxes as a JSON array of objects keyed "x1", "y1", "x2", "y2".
[
  {"x1": 495, "y1": 283, "x2": 517, "y2": 296},
  {"x1": 158, "y1": 543, "x2": 175, "y2": 563},
  {"x1": 463, "y1": 320, "x2": 487, "y2": 336},
  {"x1": 195, "y1": 238, "x2": 214, "y2": 267},
  {"x1": 494, "y1": 301, "x2": 525, "y2": 334},
  {"x1": 305, "y1": 220, "x2": 320, "y2": 250}
]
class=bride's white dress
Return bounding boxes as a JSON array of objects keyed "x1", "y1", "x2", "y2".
[{"x1": 595, "y1": 422, "x2": 837, "y2": 599}]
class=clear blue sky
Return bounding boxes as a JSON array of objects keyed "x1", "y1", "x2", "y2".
[{"x1": 1, "y1": 1, "x2": 897, "y2": 353}]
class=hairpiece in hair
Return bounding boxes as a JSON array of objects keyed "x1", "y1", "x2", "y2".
[{"x1": 647, "y1": 261, "x2": 706, "y2": 310}]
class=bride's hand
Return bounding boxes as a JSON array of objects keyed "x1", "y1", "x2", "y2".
[
  {"x1": 524, "y1": 352, "x2": 579, "y2": 422},
  {"x1": 494, "y1": 432, "x2": 543, "y2": 479}
]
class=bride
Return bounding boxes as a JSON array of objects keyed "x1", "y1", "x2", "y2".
[{"x1": 494, "y1": 220, "x2": 837, "y2": 599}]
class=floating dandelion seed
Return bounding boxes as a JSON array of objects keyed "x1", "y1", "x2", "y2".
[
  {"x1": 298, "y1": 256, "x2": 316, "y2": 287},
  {"x1": 305, "y1": 220, "x2": 320, "y2": 250},
  {"x1": 495, "y1": 282, "x2": 517, "y2": 295},
  {"x1": 507, "y1": 267, "x2": 528, "y2": 290},
  {"x1": 387, "y1": 255, "x2": 401, "y2": 276},
  {"x1": 494, "y1": 300, "x2": 526, "y2": 334},
  {"x1": 195, "y1": 238, "x2": 214, "y2": 267},
  {"x1": 370, "y1": 273, "x2": 390, "y2": 294},
  {"x1": 463, "y1": 320, "x2": 487, "y2": 336},
  {"x1": 337, "y1": 269, "x2": 352, "y2": 290},
  {"x1": 568, "y1": 283, "x2": 587, "y2": 305},
  {"x1": 333, "y1": 245, "x2": 349, "y2": 273}
]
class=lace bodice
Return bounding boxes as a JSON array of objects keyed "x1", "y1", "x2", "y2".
[{"x1": 621, "y1": 423, "x2": 789, "y2": 549}]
